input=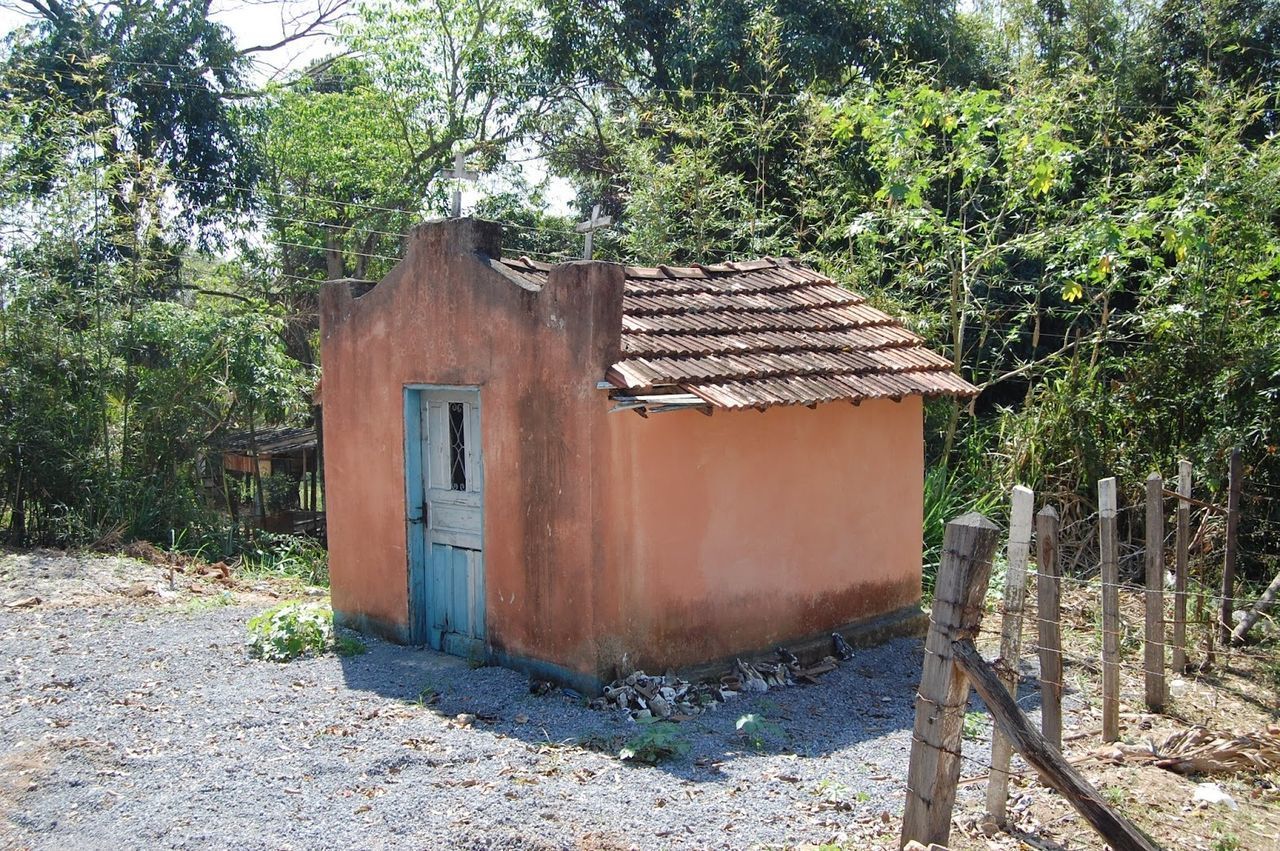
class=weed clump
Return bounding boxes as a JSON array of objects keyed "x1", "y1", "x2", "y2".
[
  {"x1": 619, "y1": 720, "x2": 689, "y2": 764},
  {"x1": 246, "y1": 600, "x2": 364, "y2": 661}
]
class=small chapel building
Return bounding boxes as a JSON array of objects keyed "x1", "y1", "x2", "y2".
[{"x1": 319, "y1": 217, "x2": 977, "y2": 691}]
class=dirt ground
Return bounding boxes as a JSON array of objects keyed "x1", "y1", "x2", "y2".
[
  {"x1": 942, "y1": 584, "x2": 1280, "y2": 851},
  {"x1": 1, "y1": 548, "x2": 1277, "y2": 850}
]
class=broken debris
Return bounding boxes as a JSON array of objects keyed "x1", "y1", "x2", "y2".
[{"x1": 589, "y1": 636, "x2": 852, "y2": 721}]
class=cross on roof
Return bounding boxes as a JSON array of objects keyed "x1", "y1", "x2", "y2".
[
  {"x1": 574, "y1": 204, "x2": 613, "y2": 260},
  {"x1": 450, "y1": 149, "x2": 480, "y2": 218}
]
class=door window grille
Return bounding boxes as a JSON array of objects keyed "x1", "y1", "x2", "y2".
[{"x1": 448, "y1": 402, "x2": 467, "y2": 490}]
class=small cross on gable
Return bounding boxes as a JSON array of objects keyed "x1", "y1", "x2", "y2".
[
  {"x1": 575, "y1": 204, "x2": 613, "y2": 260},
  {"x1": 450, "y1": 149, "x2": 480, "y2": 218}
]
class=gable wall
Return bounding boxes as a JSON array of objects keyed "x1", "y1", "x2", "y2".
[{"x1": 319, "y1": 219, "x2": 625, "y2": 679}]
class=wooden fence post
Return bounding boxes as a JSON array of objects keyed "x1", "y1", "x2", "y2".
[
  {"x1": 902, "y1": 512, "x2": 1001, "y2": 850},
  {"x1": 987, "y1": 485, "x2": 1035, "y2": 824},
  {"x1": 1036, "y1": 505, "x2": 1062, "y2": 750},
  {"x1": 1099, "y1": 477, "x2": 1121, "y2": 743},
  {"x1": 1172, "y1": 460, "x2": 1191, "y2": 673},
  {"x1": 1144, "y1": 473, "x2": 1166, "y2": 712},
  {"x1": 1220, "y1": 449, "x2": 1242, "y2": 646}
]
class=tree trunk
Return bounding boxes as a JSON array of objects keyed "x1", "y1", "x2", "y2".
[{"x1": 325, "y1": 224, "x2": 346, "y2": 280}]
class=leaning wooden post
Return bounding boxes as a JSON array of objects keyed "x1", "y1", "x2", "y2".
[
  {"x1": 953, "y1": 641, "x2": 1163, "y2": 851},
  {"x1": 901, "y1": 512, "x2": 1001, "y2": 850},
  {"x1": 1172, "y1": 461, "x2": 1191, "y2": 673},
  {"x1": 1220, "y1": 449, "x2": 1242, "y2": 646},
  {"x1": 1144, "y1": 473, "x2": 1166, "y2": 712},
  {"x1": 1232, "y1": 569, "x2": 1280, "y2": 645},
  {"x1": 1036, "y1": 505, "x2": 1063, "y2": 750},
  {"x1": 1099, "y1": 477, "x2": 1121, "y2": 743},
  {"x1": 986, "y1": 485, "x2": 1035, "y2": 824}
]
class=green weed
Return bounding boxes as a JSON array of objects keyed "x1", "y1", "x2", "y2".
[
  {"x1": 1212, "y1": 822, "x2": 1241, "y2": 851},
  {"x1": 619, "y1": 720, "x2": 689, "y2": 764},
  {"x1": 736, "y1": 712, "x2": 783, "y2": 751},
  {"x1": 245, "y1": 600, "x2": 360, "y2": 661}
]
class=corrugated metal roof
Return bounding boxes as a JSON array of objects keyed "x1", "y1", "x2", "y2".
[{"x1": 496, "y1": 256, "x2": 979, "y2": 410}]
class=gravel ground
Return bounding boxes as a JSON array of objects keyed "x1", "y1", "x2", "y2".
[{"x1": 0, "y1": 551, "x2": 989, "y2": 851}]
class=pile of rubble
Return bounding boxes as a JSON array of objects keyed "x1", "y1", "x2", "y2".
[{"x1": 589, "y1": 633, "x2": 856, "y2": 721}]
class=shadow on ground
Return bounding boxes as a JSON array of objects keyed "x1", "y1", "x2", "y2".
[{"x1": 337, "y1": 631, "x2": 932, "y2": 781}]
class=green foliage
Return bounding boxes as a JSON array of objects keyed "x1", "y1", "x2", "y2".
[
  {"x1": 238, "y1": 532, "x2": 330, "y2": 588},
  {"x1": 1211, "y1": 821, "x2": 1241, "y2": 851},
  {"x1": 922, "y1": 464, "x2": 1002, "y2": 597},
  {"x1": 0, "y1": 0, "x2": 256, "y2": 230},
  {"x1": 618, "y1": 720, "x2": 689, "y2": 764},
  {"x1": 245, "y1": 600, "x2": 361, "y2": 662}
]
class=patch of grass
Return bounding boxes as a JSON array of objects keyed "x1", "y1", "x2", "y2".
[
  {"x1": 1212, "y1": 821, "x2": 1241, "y2": 851},
  {"x1": 814, "y1": 778, "x2": 871, "y2": 807},
  {"x1": 245, "y1": 600, "x2": 346, "y2": 662},
  {"x1": 1103, "y1": 785, "x2": 1125, "y2": 807},
  {"x1": 619, "y1": 721, "x2": 689, "y2": 764},
  {"x1": 237, "y1": 533, "x2": 329, "y2": 588},
  {"x1": 335, "y1": 634, "x2": 366, "y2": 657},
  {"x1": 172, "y1": 590, "x2": 235, "y2": 614},
  {"x1": 922, "y1": 465, "x2": 1002, "y2": 600}
]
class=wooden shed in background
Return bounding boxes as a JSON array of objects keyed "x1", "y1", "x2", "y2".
[{"x1": 319, "y1": 218, "x2": 977, "y2": 692}]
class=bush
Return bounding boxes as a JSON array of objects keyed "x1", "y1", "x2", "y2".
[{"x1": 246, "y1": 600, "x2": 362, "y2": 661}]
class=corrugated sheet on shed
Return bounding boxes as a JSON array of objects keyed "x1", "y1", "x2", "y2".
[{"x1": 497, "y1": 255, "x2": 980, "y2": 410}]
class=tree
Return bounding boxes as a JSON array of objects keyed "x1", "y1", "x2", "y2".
[{"x1": 0, "y1": 0, "x2": 258, "y2": 235}]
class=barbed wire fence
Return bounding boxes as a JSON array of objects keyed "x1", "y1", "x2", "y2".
[{"x1": 902, "y1": 450, "x2": 1279, "y2": 849}]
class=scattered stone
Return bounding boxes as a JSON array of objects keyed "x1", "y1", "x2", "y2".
[{"x1": 454, "y1": 713, "x2": 476, "y2": 728}]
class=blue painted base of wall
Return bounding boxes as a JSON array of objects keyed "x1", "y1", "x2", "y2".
[
  {"x1": 334, "y1": 609, "x2": 413, "y2": 645},
  {"x1": 676, "y1": 603, "x2": 929, "y2": 688},
  {"x1": 485, "y1": 648, "x2": 605, "y2": 697},
  {"x1": 335, "y1": 603, "x2": 927, "y2": 697}
]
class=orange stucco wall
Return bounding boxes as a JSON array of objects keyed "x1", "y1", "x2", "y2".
[
  {"x1": 320, "y1": 219, "x2": 626, "y2": 680},
  {"x1": 601, "y1": 398, "x2": 923, "y2": 672},
  {"x1": 320, "y1": 218, "x2": 925, "y2": 688}
]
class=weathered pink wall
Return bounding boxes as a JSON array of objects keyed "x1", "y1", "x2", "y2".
[
  {"x1": 321, "y1": 218, "x2": 925, "y2": 687},
  {"x1": 601, "y1": 398, "x2": 924, "y2": 672},
  {"x1": 320, "y1": 219, "x2": 626, "y2": 681}
]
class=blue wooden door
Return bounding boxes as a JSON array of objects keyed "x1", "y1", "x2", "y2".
[{"x1": 412, "y1": 389, "x2": 484, "y2": 658}]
